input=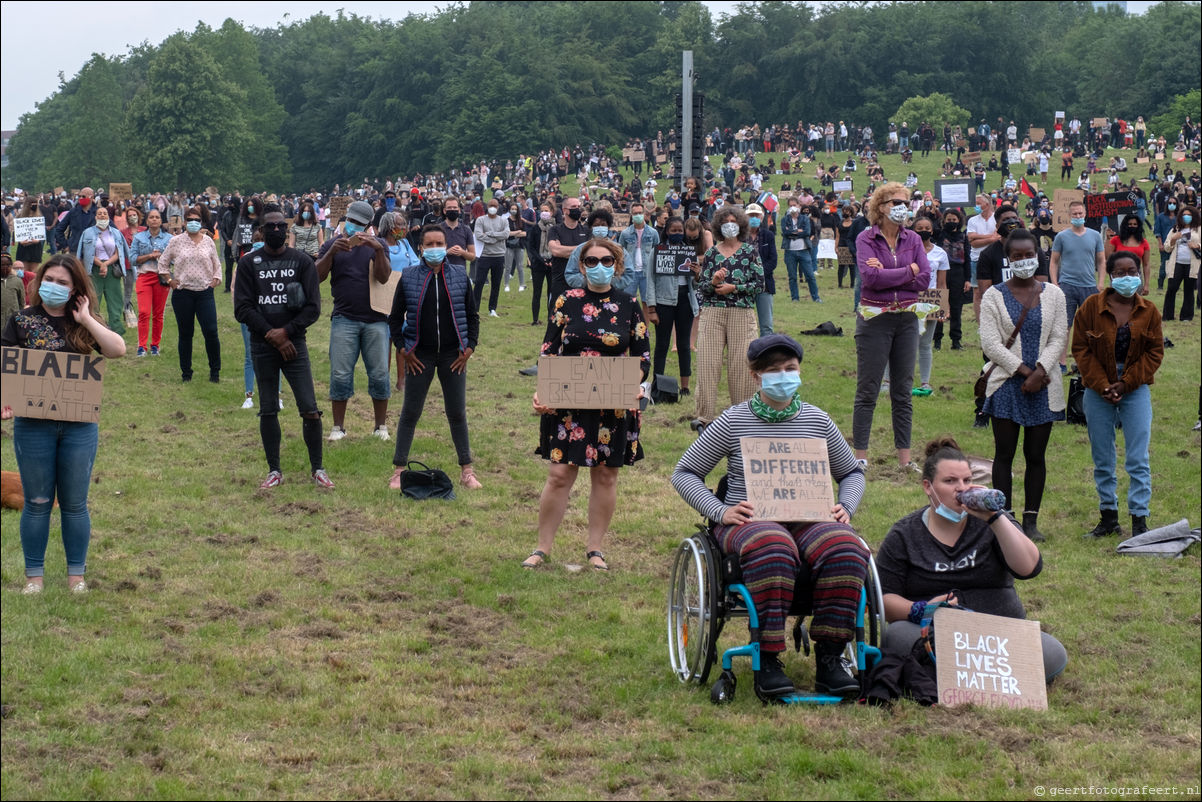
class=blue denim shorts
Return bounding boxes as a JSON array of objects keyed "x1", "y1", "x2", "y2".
[{"x1": 328, "y1": 315, "x2": 392, "y2": 401}]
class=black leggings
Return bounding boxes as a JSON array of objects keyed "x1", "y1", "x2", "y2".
[
  {"x1": 652, "y1": 287, "x2": 695, "y2": 381},
  {"x1": 529, "y1": 258, "x2": 551, "y2": 323},
  {"x1": 1163, "y1": 261, "x2": 1195, "y2": 321},
  {"x1": 990, "y1": 418, "x2": 1053, "y2": 513}
]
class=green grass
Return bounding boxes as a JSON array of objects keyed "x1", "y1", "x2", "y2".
[{"x1": 2, "y1": 152, "x2": 1200, "y2": 800}]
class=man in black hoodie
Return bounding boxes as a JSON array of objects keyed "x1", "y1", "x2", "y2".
[{"x1": 233, "y1": 207, "x2": 332, "y2": 490}]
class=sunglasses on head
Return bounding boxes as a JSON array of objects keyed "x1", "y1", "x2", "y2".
[{"x1": 582, "y1": 255, "x2": 616, "y2": 268}]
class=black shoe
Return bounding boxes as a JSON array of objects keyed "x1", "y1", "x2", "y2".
[
  {"x1": 1022, "y1": 511, "x2": 1046, "y2": 543},
  {"x1": 951, "y1": 343, "x2": 964, "y2": 351},
  {"x1": 518, "y1": 365, "x2": 538, "y2": 376},
  {"x1": 814, "y1": 642, "x2": 859, "y2": 697},
  {"x1": 530, "y1": 320, "x2": 542, "y2": 327},
  {"x1": 209, "y1": 372, "x2": 220, "y2": 384},
  {"x1": 754, "y1": 652, "x2": 795, "y2": 698},
  {"x1": 679, "y1": 387, "x2": 691, "y2": 397},
  {"x1": 972, "y1": 413, "x2": 990, "y2": 429},
  {"x1": 933, "y1": 341, "x2": 942, "y2": 351},
  {"x1": 1131, "y1": 515, "x2": 1148, "y2": 536},
  {"x1": 1085, "y1": 509, "x2": 1122, "y2": 538}
]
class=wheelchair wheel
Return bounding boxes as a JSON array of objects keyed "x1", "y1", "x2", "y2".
[
  {"x1": 710, "y1": 670, "x2": 737, "y2": 704},
  {"x1": 864, "y1": 548, "x2": 887, "y2": 650},
  {"x1": 667, "y1": 534, "x2": 720, "y2": 684}
]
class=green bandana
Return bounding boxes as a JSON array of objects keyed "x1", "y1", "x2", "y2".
[{"x1": 748, "y1": 391, "x2": 801, "y2": 423}]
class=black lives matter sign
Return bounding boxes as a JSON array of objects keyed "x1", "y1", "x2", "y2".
[{"x1": 1, "y1": 347, "x2": 107, "y2": 423}]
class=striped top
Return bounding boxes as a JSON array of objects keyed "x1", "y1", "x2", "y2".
[{"x1": 672, "y1": 400, "x2": 866, "y2": 523}]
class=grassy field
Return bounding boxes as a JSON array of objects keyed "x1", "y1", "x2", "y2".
[{"x1": 2, "y1": 153, "x2": 1200, "y2": 800}]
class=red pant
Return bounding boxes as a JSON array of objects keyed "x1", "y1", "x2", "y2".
[{"x1": 136, "y1": 272, "x2": 170, "y2": 348}]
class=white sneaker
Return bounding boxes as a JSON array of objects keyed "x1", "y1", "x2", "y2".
[
  {"x1": 328, "y1": 426, "x2": 347, "y2": 442},
  {"x1": 278, "y1": 399, "x2": 285, "y2": 410},
  {"x1": 518, "y1": 285, "x2": 527, "y2": 291},
  {"x1": 504, "y1": 285, "x2": 511, "y2": 292},
  {"x1": 241, "y1": 395, "x2": 254, "y2": 410},
  {"x1": 489, "y1": 310, "x2": 499, "y2": 317},
  {"x1": 373, "y1": 425, "x2": 390, "y2": 441}
]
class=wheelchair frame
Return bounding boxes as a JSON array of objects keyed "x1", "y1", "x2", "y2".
[{"x1": 667, "y1": 523, "x2": 886, "y2": 705}]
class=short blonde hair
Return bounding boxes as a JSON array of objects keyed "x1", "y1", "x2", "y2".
[{"x1": 866, "y1": 181, "x2": 907, "y2": 226}]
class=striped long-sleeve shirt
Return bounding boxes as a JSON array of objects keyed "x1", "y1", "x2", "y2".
[{"x1": 671, "y1": 401, "x2": 866, "y2": 523}]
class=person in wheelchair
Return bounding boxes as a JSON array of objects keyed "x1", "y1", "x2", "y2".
[
  {"x1": 671, "y1": 334, "x2": 869, "y2": 699},
  {"x1": 876, "y1": 437, "x2": 1068, "y2": 681}
]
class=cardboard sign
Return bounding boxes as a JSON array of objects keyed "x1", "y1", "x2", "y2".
[
  {"x1": 1136, "y1": 157, "x2": 1150, "y2": 164},
  {"x1": 654, "y1": 243, "x2": 696, "y2": 276},
  {"x1": 740, "y1": 437, "x2": 834, "y2": 523},
  {"x1": 1052, "y1": 188, "x2": 1084, "y2": 231},
  {"x1": 1092, "y1": 117, "x2": 1108, "y2": 129},
  {"x1": 53, "y1": 186, "x2": 64, "y2": 196},
  {"x1": 655, "y1": 154, "x2": 667, "y2": 164},
  {"x1": 108, "y1": 183, "x2": 133, "y2": 201},
  {"x1": 206, "y1": 186, "x2": 219, "y2": 198},
  {"x1": 623, "y1": 148, "x2": 645, "y2": 163},
  {"x1": 832, "y1": 180, "x2": 853, "y2": 193},
  {"x1": 816, "y1": 239, "x2": 837, "y2": 260},
  {"x1": 327, "y1": 197, "x2": 350, "y2": 224},
  {"x1": 369, "y1": 271, "x2": 402, "y2": 316},
  {"x1": 934, "y1": 607, "x2": 1047, "y2": 710},
  {"x1": 934, "y1": 179, "x2": 974, "y2": 207},
  {"x1": 917, "y1": 287, "x2": 950, "y2": 319},
  {"x1": 1085, "y1": 191, "x2": 1138, "y2": 232},
  {"x1": 1028, "y1": 127, "x2": 1046, "y2": 141},
  {"x1": 961, "y1": 152, "x2": 981, "y2": 167},
  {"x1": 1, "y1": 347, "x2": 107, "y2": 423},
  {"x1": 536, "y1": 356, "x2": 643, "y2": 410},
  {"x1": 1007, "y1": 148, "x2": 1022, "y2": 164},
  {"x1": 836, "y1": 246, "x2": 854, "y2": 266},
  {"x1": 14, "y1": 216, "x2": 46, "y2": 242},
  {"x1": 611, "y1": 212, "x2": 631, "y2": 231}
]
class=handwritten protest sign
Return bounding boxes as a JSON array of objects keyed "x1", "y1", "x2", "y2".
[
  {"x1": 14, "y1": 217, "x2": 45, "y2": 242},
  {"x1": 917, "y1": 287, "x2": 949, "y2": 319},
  {"x1": 837, "y1": 246, "x2": 854, "y2": 266},
  {"x1": 611, "y1": 212, "x2": 631, "y2": 231},
  {"x1": 740, "y1": 437, "x2": 834, "y2": 522},
  {"x1": 1052, "y1": 189, "x2": 1084, "y2": 231},
  {"x1": 816, "y1": 239, "x2": 837, "y2": 260},
  {"x1": 327, "y1": 196, "x2": 350, "y2": 224},
  {"x1": 1028, "y1": 127, "x2": 1046, "y2": 141},
  {"x1": 961, "y1": 152, "x2": 981, "y2": 167},
  {"x1": 935, "y1": 607, "x2": 1047, "y2": 710},
  {"x1": 53, "y1": 186, "x2": 64, "y2": 196},
  {"x1": 108, "y1": 183, "x2": 133, "y2": 202},
  {"x1": 1054, "y1": 111, "x2": 1065, "y2": 120},
  {"x1": 1008, "y1": 148, "x2": 1022, "y2": 164},
  {"x1": 1092, "y1": 117, "x2": 1108, "y2": 129},
  {"x1": 537, "y1": 356, "x2": 643, "y2": 410},
  {"x1": 832, "y1": 180, "x2": 853, "y2": 194},
  {"x1": 1, "y1": 347, "x2": 107, "y2": 423},
  {"x1": 654, "y1": 243, "x2": 695, "y2": 276}
]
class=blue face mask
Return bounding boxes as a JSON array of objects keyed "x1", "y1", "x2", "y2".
[
  {"x1": 585, "y1": 264, "x2": 614, "y2": 285},
  {"x1": 591, "y1": 226, "x2": 609, "y2": 238},
  {"x1": 1111, "y1": 275, "x2": 1142, "y2": 297},
  {"x1": 186, "y1": 221, "x2": 202, "y2": 234},
  {"x1": 251, "y1": 242, "x2": 265, "y2": 251},
  {"x1": 759, "y1": 370, "x2": 801, "y2": 402},
  {"x1": 748, "y1": 216, "x2": 762, "y2": 228},
  {"x1": 385, "y1": 198, "x2": 396, "y2": 211},
  {"x1": 302, "y1": 211, "x2": 311, "y2": 221},
  {"x1": 1070, "y1": 217, "x2": 1085, "y2": 228},
  {"x1": 423, "y1": 247, "x2": 446, "y2": 265},
  {"x1": 935, "y1": 503, "x2": 969, "y2": 523},
  {"x1": 38, "y1": 281, "x2": 71, "y2": 308},
  {"x1": 344, "y1": 222, "x2": 364, "y2": 236}
]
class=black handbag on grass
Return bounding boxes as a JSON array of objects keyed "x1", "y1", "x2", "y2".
[{"x1": 400, "y1": 461, "x2": 455, "y2": 500}]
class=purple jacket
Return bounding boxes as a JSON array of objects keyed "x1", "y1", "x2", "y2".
[{"x1": 854, "y1": 225, "x2": 931, "y2": 307}]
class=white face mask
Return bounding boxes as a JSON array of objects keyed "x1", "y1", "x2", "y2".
[
  {"x1": 1010, "y1": 257, "x2": 1039, "y2": 279},
  {"x1": 96, "y1": 219, "x2": 110, "y2": 230},
  {"x1": 888, "y1": 203, "x2": 909, "y2": 224},
  {"x1": 720, "y1": 222, "x2": 740, "y2": 239}
]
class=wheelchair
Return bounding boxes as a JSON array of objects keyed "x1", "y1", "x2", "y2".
[{"x1": 667, "y1": 516, "x2": 886, "y2": 706}]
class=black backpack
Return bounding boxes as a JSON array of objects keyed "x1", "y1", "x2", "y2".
[{"x1": 1066, "y1": 377, "x2": 1087, "y2": 425}]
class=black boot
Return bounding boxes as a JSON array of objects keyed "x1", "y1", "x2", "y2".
[
  {"x1": 814, "y1": 641, "x2": 859, "y2": 697},
  {"x1": 754, "y1": 652, "x2": 795, "y2": 698},
  {"x1": 1131, "y1": 515, "x2": 1148, "y2": 536},
  {"x1": 1085, "y1": 509, "x2": 1122, "y2": 538},
  {"x1": 1022, "y1": 511, "x2": 1046, "y2": 542}
]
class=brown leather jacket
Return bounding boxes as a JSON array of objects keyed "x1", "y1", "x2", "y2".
[{"x1": 1071, "y1": 289, "x2": 1163, "y2": 394}]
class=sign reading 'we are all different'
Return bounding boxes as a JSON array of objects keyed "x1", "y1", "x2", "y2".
[{"x1": 740, "y1": 437, "x2": 834, "y2": 522}]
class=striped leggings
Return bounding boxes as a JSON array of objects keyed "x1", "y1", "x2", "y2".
[
  {"x1": 714, "y1": 520, "x2": 868, "y2": 654},
  {"x1": 694, "y1": 305, "x2": 758, "y2": 424}
]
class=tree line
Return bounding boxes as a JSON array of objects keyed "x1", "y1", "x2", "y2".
[{"x1": 5, "y1": 1, "x2": 1199, "y2": 194}]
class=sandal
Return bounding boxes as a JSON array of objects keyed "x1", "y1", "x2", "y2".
[
  {"x1": 586, "y1": 550, "x2": 609, "y2": 571},
  {"x1": 461, "y1": 466, "x2": 483, "y2": 490},
  {"x1": 521, "y1": 550, "x2": 548, "y2": 569}
]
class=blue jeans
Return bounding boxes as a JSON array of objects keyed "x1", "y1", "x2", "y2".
[
  {"x1": 328, "y1": 315, "x2": 391, "y2": 401},
  {"x1": 755, "y1": 292, "x2": 774, "y2": 336},
  {"x1": 1083, "y1": 382, "x2": 1152, "y2": 516},
  {"x1": 240, "y1": 323, "x2": 255, "y2": 394},
  {"x1": 13, "y1": 418, "x2": 98, "y2": 577},
  {"x1": 627, "y1": 270, "x2": 647, "y2": 305},
  {"x1": 796, "y1": 248, "x2": 820, "y2": 300}
]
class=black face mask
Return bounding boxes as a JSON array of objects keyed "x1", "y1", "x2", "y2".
[
  {"x1": 917, "y1": 230, "x2": 933, "y2": 241},
  {"x1": 567, "y1": 208, "x2": 583, "y2": 221},
  {"x1": 444, "y1": 210, "x2": 460, "y2": 222},
  {"x1": 999, "y1": 221, "x2": 1021, "y2": 236},
  {"x1": 264, "y1": 228, "x2": 288, "y2": 249},
  {"x1": 944, "y1": 222, "x2": 961, "y2": 232}
]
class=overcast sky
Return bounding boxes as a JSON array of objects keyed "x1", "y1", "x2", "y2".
[{"x1": 0, "y1": 0, "x2": 1163, "y2": 130}]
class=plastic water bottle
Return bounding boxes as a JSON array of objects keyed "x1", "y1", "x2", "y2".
[{"x1": 956, "y1": 487, "x2": 1007, "y2": 512}]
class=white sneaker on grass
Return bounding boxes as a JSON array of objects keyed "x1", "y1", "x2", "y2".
[
  {"x1": 328, "y1": 426, "x2": 347, "y2": 442},
  {"x1": 241, "y1": 395, "x2": 254, "y2": 409},
  {"x1": 373, "y1": 425, "x2": 390, "y2": 441}
]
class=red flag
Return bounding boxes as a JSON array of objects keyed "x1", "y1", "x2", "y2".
[{"x1": 1020, "y1": 178, "x2": 1036, "y2": 199}]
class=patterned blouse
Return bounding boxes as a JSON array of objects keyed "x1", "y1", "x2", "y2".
[{"x1": 696, "y1": 242, "x2": 764, "y2": 308}]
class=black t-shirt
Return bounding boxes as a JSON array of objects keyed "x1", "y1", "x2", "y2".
[
  {"x1": 977, "y1": 239, "x2": 1049, "y2": 286},
  {"x1": 549, "y1": 221, "x2": 589, "y2": 277},
  {"x1": 2, "y1": 305, "x2": 99, "y2": 353}
]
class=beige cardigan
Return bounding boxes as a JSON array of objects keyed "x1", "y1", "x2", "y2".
[
  {"x1": 979, "y1": 282, "x2": 1068, "y2": 411},
  {"x1": 1163, "y1": 225, "x2": 1200, "y2": 279}
]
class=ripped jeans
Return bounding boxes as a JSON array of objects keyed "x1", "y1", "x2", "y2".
[{"x1": 13, "y1": 417, "x2": 98, "y2": 577}]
